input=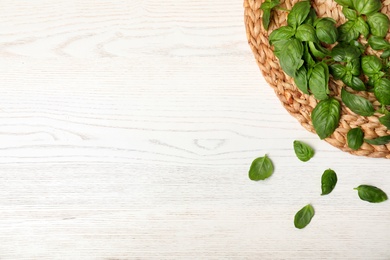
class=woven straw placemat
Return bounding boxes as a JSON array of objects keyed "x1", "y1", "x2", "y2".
[{"x1": 244, "y1": 0, "x2": 390, "y2": 158}]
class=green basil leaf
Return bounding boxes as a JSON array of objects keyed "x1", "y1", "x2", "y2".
[
  {"x1": 273, "y1": 39, "x2": 291, "y2": 58},
  {"x1": 335, "y1": 0, "x2": 352, "y2": 7},
  {"x1": 355, "y1": 17, "x2": 370, "y2": 38},
  {"x1": 352, "y1": 0, "x2": 381, "y2": 15},
  {"x1": 304, "y1": 8, "x2": 317, "y2": 26},
  {"x1": 379, "y1": 114, "x2": 390, "y2": 129},
  {"x1": 338, "y1": 20, "x2": 360, "y2": 42},
  {"x1": 279, "y1": 38, "x2": 304, "y2": 77},
  {"x1": 347, "y1": 127, "x2": 364, "y2": 150},
  {"x1": 293, "y1": 140, "x2": 314, "y2": 162},
  {"x1": 364, "y1": 135, "x2": 390, "y2": 145},
  {"x1": 294, "y1": 204, "x2": 315, "y2": 229},
  {"x1": 261, "y1": 9, "x2": 272, "y2": 31},
  {"x1": 321, "y1": 169, "x2": 338, "y2": 195},
  {"x1": 294, "y1": 66, "x2": 309, "y2": 94},
  {"x1": 308, "y1": 62, "x2": 329, "y2": 100},
  {"x1": 303, "y1": 42, "x2": 316, "y2": 68},
  {"x1": 343, "y1": 75, "x2": 366, "y2": 91},
  {"x1": 287, "y1": 1, "x2": 311, "y2": 29},
  {"x1": 269, "y1": 26, "x2": 296, "y2": 45},
  {"x1": 296, "y1": 24, "x2": 318, "y2": 42},
  {"x1": 354, "y1": 185, "x2": 388, "y2": 203},
  {"x1": 350, "y1": 40, "x2": 365, "y2": 54},
  {"x1": 361, "y1": 55, "x2": 383, "y2": 77},
  {"x1": 374, "y1": 78, "x2": 390, "y2": 105},
  {"x1": 308, "y1": 41, "x2": 328, "y2": 59},
  {"x1": 342, "y1": 7, "x2": 358, "y2": 20},
  {"x1": 368, "y1": 36, "x2": 390, "y2": 50},
  {"x1": 381, "y1": 49, "x2": 390, "y2": 59},
  {"x1": 331, "y1": 43, "x2": 360, "y2": 62},
  {"x1": 330, "y1": 64, "x2": 347, "y2": 80},
  {"x1": 346, "y1": 58, "x2": 361, "y2": 76},
  {"x1": 248, "y1": 155, "x2": 274, "y2": 181},
  {"x1": 341, "y1": 88, "x2": 374, "y2": 116},
  {"x1": 367, "y1": 13, "x2": 390, "y2": 37},
  {"x1": 311, "y1": 98, "x2": 341, "y2": 139},
  {"x1": 315, "y1": 18, "x2": 338, "y2": 44}
]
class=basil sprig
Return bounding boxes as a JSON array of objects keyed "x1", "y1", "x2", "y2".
[
  {"x1": 260, "y1": 0, "x2": 281, "y2": 30},
  {"x1": 354, "y1": 185, "x2": 388, "y2": 203}
]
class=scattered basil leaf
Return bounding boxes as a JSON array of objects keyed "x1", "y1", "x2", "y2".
[
  {"x1": 330, "y1": 64, "x2": 347, "y2": 80},
  {"x1": 374, "y1": 78, "x2": 390, "y2": 105},
  {"x1": 294, "y1": 66, "x2": 309, "y2": 94},
  {"x1": 341, "y1": 88, "x2": 374, "y2": 116},
  {"x1": 379, "y1": 114, "x2": 390, "y2": 129},
  {"x1": 269, "y1": 26, "x2": 296, "y2": 45},
  {"x1": 354, "y1": 185, "x2": 388, "y2": 203},
  {"x1": 338, "y1": 20, "x2": 360, "y2": 42},
  {"x1": 335, "y1": 0, "x2": 352, "y2": 7},
  {"x1": 308, "y1": 62, "x2": 329, "y2": 100},
  {"x1": 321, "y1": 169, "x2": 338, "y2": 195},
  {"x1": 347, "y1": 127, "x2": 364, "y2": 150},
  {"x1": 361, "y1": 55, "x2": 383, "y2": 77},
  {"x1": 364, "y1": 135, "x2": 390, "y2": 145},
  {"x1": 293, "y1": 140, "x2": 314, "y2": 162},
  {"x1": 311, "y1": 98, "x2": 341, "y2": 139},
  {"x1": 248, "y1": 155, "x2": 274, "y2": 181},
  {"x1": 342, "y1": 7, "x2": 358, "y2": 20},
  {"x1": 287, "y1": 1, "x2": 311, "y2": 29},
  {"x1": 368, "y1": 36, "x2": 390, "y2": 50},
  {"x1": 367, "y1": 13, "x2": 390, "y2": 37},
  {"x1": 294, "y1": 204, "x2": 315, "y2": 229},
  {"x1": 296, "y1": 24, "x2": 318, "y2": 42},
  {"x1": 352, "y1": 0, "x2": 381, "y2": 15},
  {"x1": 315, "y1": 18, "x2": 338, "y2": 44}
]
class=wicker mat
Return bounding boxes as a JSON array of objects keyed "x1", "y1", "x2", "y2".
[{"x1": 244, "y1": 0, "x2": 390, "y2": 158}]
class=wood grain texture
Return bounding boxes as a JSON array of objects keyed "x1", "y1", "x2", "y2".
[{"x1": 0, "y1": 0, "x2": 389, "y2": 259}]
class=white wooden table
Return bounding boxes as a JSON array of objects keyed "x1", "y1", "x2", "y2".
[{"x1": 0, "y1": 1, "x2": 389, "y2": 259}]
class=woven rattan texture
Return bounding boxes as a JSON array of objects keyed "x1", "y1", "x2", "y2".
[{"x1": 244, "y1": 0, "x2": 390, "y2": 158}]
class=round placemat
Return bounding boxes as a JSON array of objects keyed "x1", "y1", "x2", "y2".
[{"x1": 244, "y1": 0, "x2": 390, "y2": 158}]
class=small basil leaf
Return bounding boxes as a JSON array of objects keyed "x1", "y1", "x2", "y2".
[
  {"x1": 321, "y1": 169, "x2": 337, "y2": 195},
  {"x1": 279, "y1": 38, "x2": 304, "y2": 77},
  {"x1": 331, "y1": 43, "x2": 360, "y2": 62},
  {"x1": 347, "y1": 127, "x2": 364, "y2": 150},
  {"x1": 374, "y1": 78, "x2": 390, "y2": 105},
  {"x1": 311, "y1": 98, "x2": 341, "y2": 139},
  {"x1": 350, "y1": 40, "x2": 365, "y2": 54},
  {"x1": 368, "y1": 36, "x2": 390, "y2": 50},
  {"x1": 355, "y1": 17, "x2": 369, "y2": 38},
  {"x1": 343, "y1": 75, "x2": 366, "y2": 91},
  {"x1": 294, "y1": 66, "x2": 309, "y2": 94},
  {"x1": 248, "y1": 155, "x2": 274, "y2": 181},
  {"x1": 354, "y1": 185, "x2": 388, "y2": 203},
  {"x1": 315, "y1": 18, "x2": 338, "y2": 44},
  {"x1": 330, "y1": 64, "x2": 347, "y2": 80},
  {"x1": 287, "y1": 1, "x2": 311, "y2": 29},
  {"x1": 335, "y1": 0, "x2": 352, "y2": 7},
  {"x1": 269, "y1": 26, "x2": 296, "y2": 45},
  {"x1": 338, "y1": 20, "x2": 360, "y2": 42},
  {"x1": 379, "y1": 114, "x2": 390, "y2": 129},
  {"x1": 342, "y1": 7, "x2": 358, "y2": 20},
  {"x1": 367, "y1": 13, "x2": 390, "y2": 37},
  {"x1": 261, "y1": 9, "x2": 272, "y2": 31},
  {"x1": 293, "y1": 140, "x2": 314, "y2": 162},
  {"x1": 364, "y1": 135, "x2": 390, "y2": 145},
  {"x1": 308, "y1": 41, "x2": 328, "y2": 59},
  {"x1": 303, "y1": 42, "x2": 316, "y2": 68},
  {"x1": 308, "y1": 62, "x2": 329, "y2": 100},
  {"x1": 341, "y1": 88, "x2": 374, "y2": 116},
  {"x1": 352, "y1": 0, "x2": 381, "y2": 15},
  {"x1": 361, "y1": 55, "x2": 383, "y2": 77},
  {"x1": 294, "y1": 204, "x2": 315, "y2": 229},
  {"x1": 381, "y1": 49, "x2": 390, "y2": 59},
  {"x1": 304, "y1": 8, "x2": 317, "y2": 26},
  {"x1": 296, "y1": 24, "x2": 318, "y2": 42},
  {"x1": 346, "y1": 58, "x2": 361, "y2": 76}
]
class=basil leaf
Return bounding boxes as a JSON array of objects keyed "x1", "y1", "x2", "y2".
[
  {"x1": 335, "y1": 0, "x2": 352, "y2": 7},
  {"x1": 342, "y1": 7, "x2": 358, "y2": 20},
  {"x1": 308, "y1": 62, "x2": 329, "y2": 100},
  {"x1": 294, "y1": 66, "x2": 309, "y2": 94},
  {"x1": 361, "y1": 55, "x2": 383, "y2": 77},
  {"x1": 368, "y1": 36, "x2": 390, "y2": 50},
  {"x1": 374, "y1": 78, "x2": 390, "y2": 105},
  {"x1": 248, "y1": 155, "x2": 274, "y2": 181},
  {"x1": 269, "y1": 26, "x2": 296, "y2": 45},
  {"x1": 273, "y1": 39, "x2": 291, "y2": 58},
  {"x1": 343, "y1": 75, "x2": 366, "y2": 91},
  {"x1": 347, "y1": 127, "x2": 364, "y2": 150},
  {"x1": 330, "y1": 64, "x2": 347, "y2": 80},
  {"x1": 364, "y1": 135, "x2": 390, "y2": 145},
  {"x1": 287, "y1": 1, "x2": 311, "y2": 29},
  {"x1": 260, "y1": 0, "x2": 280, "y2": 30},
  {"x1": 381, "y1": 49, "x2": 390, "y2": 59},
  {"x1": 311, "y1": 98, "x2": 341, "y2": 139},
  {"x1": 293, "y1": 140, "x2": 314, "y2": 162},
  {"x1": 341, "y1": 88, "x2": 374, "y2": 116},
  {"x1": 315, "y1": 18, "x2": 338, "y2": 44},
  {"x1": 279, "y1": 38, "x2": 304, "y2": 77},
  {"x1": 350, "y1": 40, "x2": 365, "y2": 54},
  {"x1": 354, "y1": 185, "x2": 388, "y2": 203},
  {"x1": 379, "y1": 114, "x2": 390, "y2": 129},
  {"x1": 338, "y1": 20, "x2": 360, "y2": 42},
  {"x1": 352, "y1": 0, "x2": 381, "y2": 15},
  {"x1": 296, "y1": 24, "x2": 318, "y2": 42},
  {"x1": 355, "y1": 17, "x2": 369, "y2": 38},
  {"x1": 294, "y1": 204, "x2": 315, "y2": 229},
  {"x1": 321, "y1": 169, "x2": 337, "y2": 195},
  {"x1": 304, "y1": 8, "x2": 317, "y2": 26},
  {"x1": 331, "y1": 43, "x2": 360, "y2": 62},
  {"x1": 346, "y1": 58, "x2": 361, "y2": 76},
  {"x1": 303, "y1": 42, "x2": 316, "y2": 68},
  {"x1": 308, "y1": 41, "x2": 328, "y2": 59},
  {"x1": 367, "y1": 13, "x2": 390, "y2": 37}
]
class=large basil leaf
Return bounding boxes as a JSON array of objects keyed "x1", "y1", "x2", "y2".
[
  {"x1": 248, "y1": 155, "x2": 274, "y2": 181},
  {"x1": 294, "y1": 66, "x2": 309, "y2": 94},
  {"x1": 293, "y1": 140, "x2": 314, "y2": 162},
  {"x1": 347, "y1": 127, "x2": 364, "y2": 150},
  {"x1": 352, "y1": 0, "x2": 381, "y2": 15},
  {"x1": 364, "y1": 135, "x2": 390, "y2": 145},
  {"x1": 368, "y1": 36, "x2": 390, "y2": 50},
  {"x1": 355, "y1": 17, "x2": 370, "y2": 38},
  {"x1": 331, "y1": 43, "x2": 360, "y2": 62},
  {"x1": 287, "y1": 1, "x2": 311, "y2": 29},
  {"x1": 321, "y1": 169, "x2": 338, "y2": 195},
  {"x1": 367, "y1": 13, "x2": 390, "y2": 37},
  {"x1": 294, "y1": 204, "x2": 315, "y2": 229},
  {"x1": 308, "y1": 62, "x2": 329, "y2": 100},
  {"x1": 379, "y1": 114, "x2": 390, "y2": 129},
  {"x1": 342, "y1": 7, "x2": 358, "y2": 20},
  {"x1": 315, "y1": 18, "x2": 338, "y2": 44},
  {"x1": 341, "y1": 88, "x2": 374, "y2": 116},
  {"x1": 335, "y1": 0, "x2": 352, "y2": 7},
  {"x1": 311, "y1": 98, "x2": 341, "y2": 139},
  {"x1": 279, "y1": 38, "x2": 304, "y2": 77},
  {"x1": 374, "y1": 78, "x2": 390, "y2": 105},
  {"x1": 273, "y1": 39, "x2": 291, "y2": 58},
  {"x1": 296, "y1": 24, "x2": 318, "y2": 42},
  {"x1": 338, "y1": 20, "x2": 360, "y2": 42},
  {"x1": 330, "y1": 64, "x2": 347, "y2": 80},
  {"x1": 354, "y1": 185, "x2": 388, "y2": 203},
  {"x1": 361, "y1": 55, "x2": 383, "y2": 77},
  {"x1": 342, "y1": 75, "x2": 366, "y2": 91},
  {"x1": 269, "y1": 26, "x2": 296, "y2": 45}
]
